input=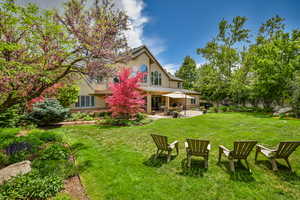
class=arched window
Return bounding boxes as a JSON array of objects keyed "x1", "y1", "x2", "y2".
[
  {"x1": 139, "y1": 64, "x2": 148, "y2": 83},
  {"x1": 151, "y1": 71, "x2": 162, "y2": 86}
]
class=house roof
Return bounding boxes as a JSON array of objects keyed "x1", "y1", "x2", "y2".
[{"x1": 130, "y1": 45, "x2": 183, "y2": 82}]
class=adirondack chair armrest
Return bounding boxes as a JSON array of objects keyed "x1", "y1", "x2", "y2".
[
  {"x1": 256, "y1": 144, "x2": 276, "y2": 152},
  {"x1": 207, "y1": 144, "x2": 211, "y2": 151},
  {"x1": 184, "y1": 142, "x2": 188, "y2": 148},
  {"x1": 219, "y1": 145, "x2": 230, "y2": 152},
  {"x1": 169, "y1": 140, "x2": 179, "y2": 149}
]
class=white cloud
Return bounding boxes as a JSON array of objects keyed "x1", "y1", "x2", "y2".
[
  {"x1": 164, "y1": 63, "x2": 179, "y2": 75},
  {"x1": 120, "y1": 0, "x2": 148, "y2": 47},
  {"x1": 120, "y1": 0, "x2": 166, "y2": 56}
]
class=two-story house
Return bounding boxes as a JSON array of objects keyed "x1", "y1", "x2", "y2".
[{"x1": 71, "y1": 45, "x2": 200, "y2": 113}]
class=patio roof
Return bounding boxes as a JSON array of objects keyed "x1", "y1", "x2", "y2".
[
  {"x1": 93, "y1": 87, "x2": 200, "y2": 95},
  {"x1": 139, "y1": 86, "x2": 200, "y2": 95}
]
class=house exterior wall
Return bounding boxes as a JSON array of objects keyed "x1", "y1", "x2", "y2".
[{"x1": 71, "y1": 47, "x2": 199, "y2": 113}]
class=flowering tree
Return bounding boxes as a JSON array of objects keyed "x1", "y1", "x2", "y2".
[
  {"x1": 106, "y1": 68, "x2": 145, "y2": 119},
  {"x1": 0, "y1": 0, "x2": 129, "y2": 112}
]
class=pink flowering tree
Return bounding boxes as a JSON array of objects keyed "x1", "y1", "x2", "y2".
[
  {"x1": 0, "y1": 0, "x2": 129, "y2": 112},
  {"x1": 106, "y1": 68, "x2": 145, "y2": 119}
]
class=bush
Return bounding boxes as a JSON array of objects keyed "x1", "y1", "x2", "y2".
[
  {"x1": 66, "y1": 112, "x2": 95, "y2": 121},
  {"x1": 26, "y1": 99, "x2": 69, "y2": 126},
  {"x1": 39, "y1": 144, "x2": 70, "y2": 160},
  {"x1": 208, "y1": 106, "x2": 218, "y2": 113},
  {"x1": 101, "y1": 114, "x2": 150, "y2": 126},
  {"x1": 219, "y1": 105, "x2": 228, "y2": 112},
  {"x1": 28, "y1": 130, "x2": 62, "y2": 142},
  {"x1": 136, "y1": 112, "x2": 147, "y2": 122},
  {"x1": 0, "y1": 152, "x2": 9, "y2": 168},
  {"x1": 0, "y1": 105, "x2": 24, "y2": 128},
  {"x1": 0, "y1": 129, "x2": 19, "y2": 149},
  {"x1": 0, "y1": 172, "x2": 63, "y2": 199},
  {"x1": 32, "y1": 159, "x2": 77, "y2": 179},
  {"x1": 56, "y1": 85, "x2": 79, "y2": 108},
  {"x1": 5, "y1": 135, "x2": 43, "y2": 163}
]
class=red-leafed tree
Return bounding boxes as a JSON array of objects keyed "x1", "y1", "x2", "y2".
[{"x1": 105, "y1": 68, "x2": 145, "y2": 119}]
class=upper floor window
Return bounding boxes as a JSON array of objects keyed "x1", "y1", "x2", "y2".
[
  {"x1": 113, "y1": 77, "x2": 120, "y2": 83},
  {"x1": 151, "y1": 71, "x2": 162, "y2": 86},
  {"x1": 139, "y1": 64, "x2": 148, "y2": 83},
  {"x1": 95, "y1": 76, "x2": 103, "y2": 84},
  {"x1": 177, "y1": 82, "x2": 182, "y2": 88}
]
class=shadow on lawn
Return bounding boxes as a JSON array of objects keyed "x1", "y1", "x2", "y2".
[
  {"x1": 178, "y1": 159, "x2": 208, "y2": 177},
  {"x1": 143, "y1": 154, "x2": 177, "y2": 168},
  {"x1": 256, "y1": 160, "x2": 300, "y2": 182},
  {"x1": 243, "y1": 112, "x2": 272, "y2": 119},
  {"x1": 218, "y1": 161, "x2": 256, "y2": 182}
]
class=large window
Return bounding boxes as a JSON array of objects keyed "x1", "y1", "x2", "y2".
[
  {"x1": 177, "y1": 82, "x2": 182, "y2": 88},
  {"x1": 75, "y1": 96, "x2": 95, "y2": 108},
  {"x1": 151, "y1": 71, "x2": 162, "y2": 86}
]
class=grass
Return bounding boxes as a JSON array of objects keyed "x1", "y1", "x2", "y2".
[{"x1": 23, "y1": 113, "x2": 300, "y2": 199}]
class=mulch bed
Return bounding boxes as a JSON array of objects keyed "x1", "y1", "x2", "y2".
[{"x1": 63, "y1": 175, "x2": 89, "y2": 200}]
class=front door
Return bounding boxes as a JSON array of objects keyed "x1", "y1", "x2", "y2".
[{"x1": 151, "y1": 96, "x2": 162, "y2": 111}]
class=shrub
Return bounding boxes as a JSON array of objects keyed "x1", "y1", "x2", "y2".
[
  {"x1": 56, "y1": 85, "x2": 80, "y2": 107},
  {"x1": 0, "y1": 105, "x2": 24, "y2": 128},
  {"x1": 32, "y1": 159, "x2": 77, "y2": 179},
  {"x1": 279, "y1": 113, "x2": 286, "y2": 119},
  {"x1": 66, "y1": 112, "x2": 95, "y2": 121},
  {"x1": 208, "y1": 106, "x2": 218, "y2": 113},
  {"x1": 0, "y1": 152, "x2": 9, "y2": 168},
  {"x1": 26, "y1": 99, "x2": 69, "y2": 126},
  {"x1": 39, "y1": 144, "x2": 70, "y2": 160},
  {"x1": 0, "y1": 172, "x2": 63, "y2": 199},
  {"x1": 29, "y1": 130, "x2": 62, "y2": 142},
  {"x1": 219, "y1": 105, "x2": 228, "y2": 112},
  {"x1": 136, "y1": 112, "x2": 147, "y2": 122},
  {"x1": 0, "y1": 129, "x2": 19, "y2": 149}
]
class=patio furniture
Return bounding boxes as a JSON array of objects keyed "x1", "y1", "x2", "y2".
[
  {"x1": 151, "y1": 134, "x2": 179, "y2": 162},
  {"x1": 218, "y1": 141, "x2": 257, "y2": 172},
  {"x1": 255, "y1": 141, "x2": 300, "y2": 171},
  {"x1": 185, "y1": 139, "x2": 210, "y2": 168}
]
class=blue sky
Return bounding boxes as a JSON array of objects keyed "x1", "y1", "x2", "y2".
[
  {"x1": 136, "y1": 0, "x2": 300, "y2": 73},
  {"x1": 16, "y1": 0, "x2": 300, "y2": 74}
]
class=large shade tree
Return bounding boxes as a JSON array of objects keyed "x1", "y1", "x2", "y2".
[
  {"x1": 0, "y1": 0, "x2": 129, "y2": 112},
  {"x1": 196, "y1": 16, "x2": 250, "y2": 106}
]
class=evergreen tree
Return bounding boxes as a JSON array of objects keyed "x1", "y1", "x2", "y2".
[{"x1": 175, "y1": 56, "x2": 197, "y2": 89}]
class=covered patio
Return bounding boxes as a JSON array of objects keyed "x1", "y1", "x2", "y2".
[{"x1": 140, "y1": 86, "x2": 200, "y2": 114}]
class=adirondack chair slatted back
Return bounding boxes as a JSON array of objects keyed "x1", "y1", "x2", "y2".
[
  {"x1": 233, "y1": 141, "x2": 257, "y2": 159},
  {"x1": 151, "y1": 134, "x2": 169, "y2": 151},
  {"x1": 187, "y1": 139, "x2": 209, "y2": 155},
  {"x1": 275, "y1": 142, "x2": 300, "y2": 158}
]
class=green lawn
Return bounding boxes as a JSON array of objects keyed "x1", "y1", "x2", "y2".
[{"x1": 57, "y1": 113, "x2": 300, "y2": 200}]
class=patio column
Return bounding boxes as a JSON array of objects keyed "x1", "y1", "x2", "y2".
[
  {"x1": 146, "y1": 93, "x2": 152, "y2": 113},
  {"x1": 165, "y1": 96, "x2": 170, "y2": 110}
]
